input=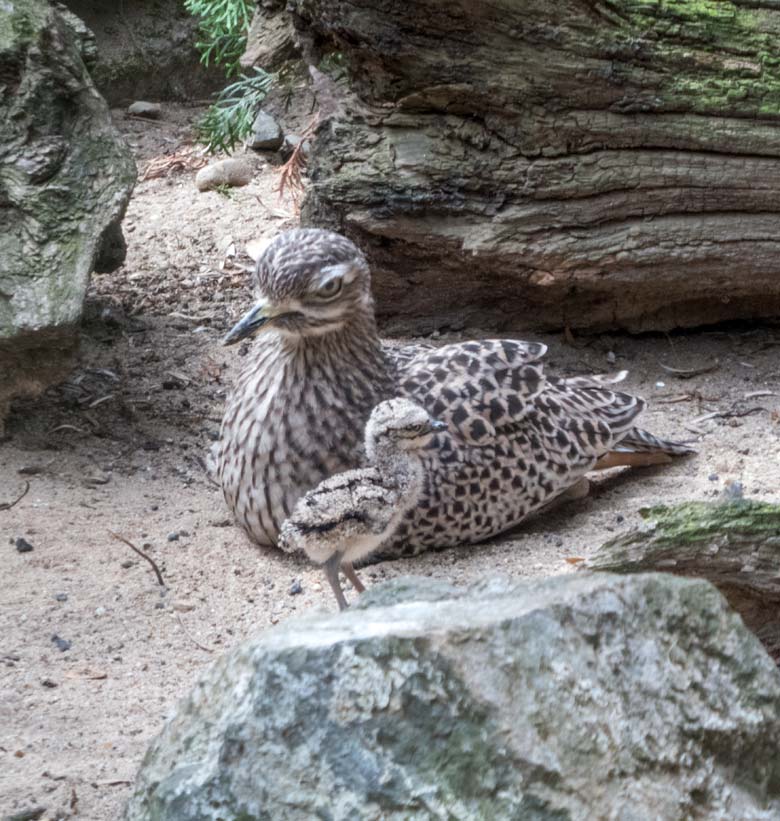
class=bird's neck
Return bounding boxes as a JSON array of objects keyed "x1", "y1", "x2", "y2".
[
  {"x1": 280, "y1": 312, "x2": 391, "y2": 382},
  {"x1": 373, "y1": 448, "x2": 425, "y2": 495}
]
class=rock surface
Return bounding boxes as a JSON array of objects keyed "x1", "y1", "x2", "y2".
[
  {"x1": 248, "y1": 110, "x2": 283, "y2": 151},
  {"x1": 195, "y1": 158, "x2": 255, "y2": 191},
  {"x1": 62, "y1": 0, "x2": 224, "y2": 105},
  {"x1": 125, "y1": 573, "x2": 780, "y2": 820},
  {"x1": 587, "y1": 499, "x2": 780, "y2": 661},
  {"x1": 241, "y1": 0, "x2": 299, "y2": 72},
  {"x1": 289, "y1": 0, "x2": 780, "y2": 332},
  {"x1": 0, "y1": 0, "x2": 136, "y2": 430}
]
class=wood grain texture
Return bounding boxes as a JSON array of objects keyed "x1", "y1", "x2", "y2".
[{"x1": 290, "y1": 0, "x2": 780, "y2": 330}]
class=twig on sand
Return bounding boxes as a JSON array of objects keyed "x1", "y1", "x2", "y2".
[
  {"x1": 658, "y1": 361, "x2": 720, "y2": 379},
  {"x1": 175, "y1": 612, "x2": 214, "y2": 654},
  {"x1": 108, "y1": 530, "x2": 166, "y2": 589},
  {"x1": 0, "y1": 481, "x2": 30, "y2": 511},
  {"x1": 689, "y1": 406, "x2": 768, "y2": 426}
]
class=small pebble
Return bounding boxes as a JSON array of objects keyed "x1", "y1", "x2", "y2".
[
  {"x1": 121, "y1": 560, "x2": 134, "y2": 569},
  {"x1": 127, "y1": 100, "x2": 162, "y2": 119},
  {"x1": 606, "y1": 350, "x2": 616, "y2": 365},
  {"x1": 173, "y1": 600, "x2": 195, "y2": 612},
  {"x1": 94, "y1": 606, "x2": 106, "y2": 617},
  {"x1": 195, "y1": 158, "x2": 254, "y2": 192},
  {"x1": 616, "y1": 514, "x2": 624, "y2": 524},
  {"x1": 167, "y1": 532, "x2": 180, "y2": 542},
  {"x1": 288, "y1": 580, "x2": 303, "y2": 596},
  {"x1": 41, "y1": 678, "x2": 58, "y2": 689},
  {"x1": 654, "y1": 381, "x2": 666, "y2": 389},
  {"x1": 15, "y1": 537, "x2": 34, "y2": 553},
  {"x1": 51, "y1": 635, "x2": 71, "y2": 652},
  {"x1": 150, "y1": 504, "x2": 159, "y2": 511},
  {"x1": 54, "y1": 593, "x2": 68, "y2": 602},
  {"x1": 708, "y1": 473, "x2": 719, "y2": 482}
]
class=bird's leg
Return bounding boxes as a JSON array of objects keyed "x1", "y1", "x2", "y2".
[
  {"x1": 323, "y1": 553, "x2": 349, "y2": 611},
  {"x1": 341, "y1": 561, "x2": 365, "y2": 594},
  {"x1": 593, "y1": 451, "x2": 672, "y2": 470}
]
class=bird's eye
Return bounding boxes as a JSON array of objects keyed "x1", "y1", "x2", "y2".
[{"x1": 315, "y1": 277, "x2": 343, "y2": 300}]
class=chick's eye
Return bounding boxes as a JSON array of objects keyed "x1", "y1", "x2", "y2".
[{"x1": 316, "y1": 277, "x2": 343, "y2": 299}]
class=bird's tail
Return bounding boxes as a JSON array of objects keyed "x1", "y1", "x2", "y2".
[{"x1": 615, "y1": 427, "x2": 697, "y2": 456}]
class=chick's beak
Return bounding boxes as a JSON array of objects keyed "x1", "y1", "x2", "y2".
[
  {"x1": 222, "y1": 300, "x2": 276, "y2": 346},
  {"x1": 430, "y1": 419, "x2": 447, "y2": 432}
]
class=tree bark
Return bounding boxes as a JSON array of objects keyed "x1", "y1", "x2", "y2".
[{"x1": 290, "y1": 0, "x2": 780, "y2": 332}]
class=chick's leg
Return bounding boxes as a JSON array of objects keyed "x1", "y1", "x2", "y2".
[
  {"x1": 324, "y1": 553, "x2": 349, "y2": 611},
  {"x1": 341, "y1": 562, "x2": 365, "y2": 594}
]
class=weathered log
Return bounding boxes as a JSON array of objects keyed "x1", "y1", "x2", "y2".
[
  {"x1": 586, "y1": 500, "x2": 780, "y2": 659},
  {"x1": 289, "y1": 0, "x2": 780, "y2": 331}
]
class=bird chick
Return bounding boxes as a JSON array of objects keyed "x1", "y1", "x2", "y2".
[{"x1": 279, "y1": 398, "x2": 444, "y2": 610}]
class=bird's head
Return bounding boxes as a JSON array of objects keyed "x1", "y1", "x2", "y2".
[
  {"x1": 222, "y1": 228, "x2": 372, "y2": 345},
  {"x1": 364, "y1": 399, "x2": 445, "y2": 461}
]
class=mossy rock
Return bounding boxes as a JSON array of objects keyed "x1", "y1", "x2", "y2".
[
  {"x1": 125, "y1": 573, "x2": 780, "y2": 820},
  {"x1": 587, "y1": 499, "x2": 780, "y2": 659},
  {"x1": 0, "y1": 0, "x2": 136, "y2": 428}
]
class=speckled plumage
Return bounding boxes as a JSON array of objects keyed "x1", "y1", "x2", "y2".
[
  {"x1": 279, "y1": 399, "x2": 439, "y2": 608},
  {"x1": 218, "y1": 228, "x2": 693, "y2": 559}
]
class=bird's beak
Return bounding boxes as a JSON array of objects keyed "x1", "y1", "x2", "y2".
[
  {"x1": 222, "y1": 299, "x2": 277, "y2": 346},
  {"x1": 430, "y1": 419, "x2": 447, "y2": 432}
]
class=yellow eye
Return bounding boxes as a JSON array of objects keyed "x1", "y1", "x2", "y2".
[{"x1": 316, "y1": 277, "x2": 343, "y2": 300}]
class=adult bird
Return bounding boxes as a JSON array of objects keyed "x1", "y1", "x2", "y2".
[{"x1": 217, "y1": 228, "x2": 693, "y2": 558}]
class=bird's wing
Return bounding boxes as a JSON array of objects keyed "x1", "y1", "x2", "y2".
[
  {"x1": 394, "y1": 339, "x2": 548, "y2": 445},
  {"x1": 539, "y1": 372, "x2": 646, "y2": 459},
  {"x1": 395, "y1": 339, "x2": 644, "y2": 456},
  {"x1": 281, "y1": 468, "x2": 402, "y2": 550}
]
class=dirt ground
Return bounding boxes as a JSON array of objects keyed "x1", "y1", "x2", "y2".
[{"x1": 2, "y1": 106, "x2": 779, "y2": 821}]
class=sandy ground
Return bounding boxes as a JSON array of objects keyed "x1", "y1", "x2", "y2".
[{"x1": 2, "y1": 106, "x2": 779, "y2": 821}]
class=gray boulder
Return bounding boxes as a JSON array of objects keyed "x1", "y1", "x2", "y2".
[
  {"x1": 248, "y1": 110, "x2": 284, "y2": 151},
  {"x1": 0, "y1": 0, "x2": 136, "y2": 429},
  {"x1": 125, "y1": 573, "x2": 780, "y2": 820},
  {"x1": 62, "y1": 0, "x2": 225, "y2": 106}
]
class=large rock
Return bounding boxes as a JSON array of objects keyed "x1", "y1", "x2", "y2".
[
  {"x1": 0, "y1": 1, "x2": 136, "y2": 428},
  {"x1": 125, "y1": 574, "x2": 780, "y2": 820},
  {"x1": 289, "y1": 0, "x2": 780, "y2": 332},
  {"x1": 62, "y1": 0, "x2": 224, "y2": 106},
  {"x1": 241, "y1": 0, "x2": 299, "y2": 72}
]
